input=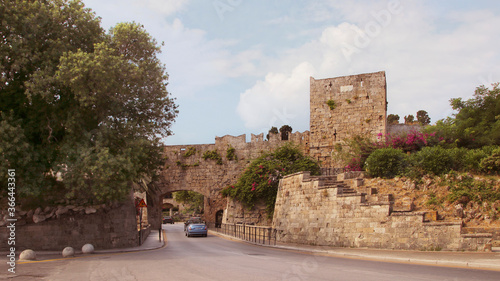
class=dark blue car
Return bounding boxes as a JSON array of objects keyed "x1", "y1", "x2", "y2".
[{"x1": 185, "y1": 223, "x2": 208, "y2": 237}]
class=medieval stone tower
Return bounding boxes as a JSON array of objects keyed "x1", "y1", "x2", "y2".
[{"x1": 309, "y1": 71, "x2": 387, "y2": 166}]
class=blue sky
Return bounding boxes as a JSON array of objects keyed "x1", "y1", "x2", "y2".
[{"x1": 81, "y1": 0, "x2": 500, "y2": 145}]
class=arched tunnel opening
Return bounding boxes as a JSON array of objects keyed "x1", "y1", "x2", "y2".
[{"x1": 162, "y1": 191, "x2": 205, "y2": 223}]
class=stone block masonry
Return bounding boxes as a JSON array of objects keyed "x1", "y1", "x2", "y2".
[
  {"x1": 155, "y1": 132, "x2": 310, "y2": 226},
  {"x1": 272, "y1": 172, "x2": 492, "y2": 251},
  {"x1": 0, "y1": 196, "x2": 138, "y2": 251},
  {"x1": 309, "y1": 71, "x2": 387, "y2": 167}
]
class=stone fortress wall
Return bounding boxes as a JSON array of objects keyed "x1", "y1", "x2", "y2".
[
  {"x1": 309, "y1": 71, "x2": 387, "y2": 167},
  {"x1": 153, "y1": 131, "x2": 310, "y2": 228}
]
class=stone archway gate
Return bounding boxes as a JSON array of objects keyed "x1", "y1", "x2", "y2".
[{"x1": 146, "y1": 133, "x2": 309, "y2": 229}]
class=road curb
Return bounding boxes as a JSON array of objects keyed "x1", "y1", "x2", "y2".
[
  {"x1": 14, "y1": 230, "x2": 167, "y2": 264},
  {"x1": 208, "y1": 230, "x2": 500, "y2": 271}
]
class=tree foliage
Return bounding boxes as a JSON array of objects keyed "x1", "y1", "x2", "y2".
[
  {"x1": 173, "y1": 191, "x2": 204, "y2": 214},
  {"x1": 448, "y1": 84, "x2": 500, "y2": 148},
  {"x1": 387, "y1": 114, "x2": 400, "y2": 125},
  {"x1": 0, "y1": 0, "x2": 178, "y2": 205},
  {"x1": 416, "y1": 110, "x2": 431, "y2": 125},
  {"x1": 365, "y1": 148, "x2": 408, "y2": 178},
  {"x1": 266, "y1": 126, "x2": 278, "y2": 140},
  {"x1": 404, "y1": 114, "x2": 415, "y2": 124},
  {"x1": 222, "y1": 144, "x2": 320, "y2": 216},
  {"x1": 279, "y1": 125, "x2": 292, "y2": 140}
]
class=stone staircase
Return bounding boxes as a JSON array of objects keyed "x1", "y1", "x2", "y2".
[
  {"x1": 315, "y1": 175, "x2": 399, "y2": 208},
  {"x1": 316, "y1": 176, "x2": 369, "y2": 200}
]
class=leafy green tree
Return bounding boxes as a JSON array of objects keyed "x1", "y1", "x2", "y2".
[
  {"x1": 173, "y1": 191, "x2": 204, "y2": 214},
  {"x1": 404, "y1": 114, "x2": 415, "y2": 124},
  {"x1": 222, "y1": 143, "x2": 320, "y2": 216},
  {"x1": 279, "y1": 125, "x2": 292, "y2": 140},
  {"x1": 0, "y1": 0, "x2": 177, "y2": 204},
  {"x1": 417, "y1": 110, "x2": 431, "y2": 125},
  {"x1": 266, "y1": 126, "x2": 278, "y2": 140},
  {"x1": 387, "y1": 114, "x2": 400, "y2": 125},
  {"x1": 449, "y1": 83, "x2": 500, "y2": 148}
]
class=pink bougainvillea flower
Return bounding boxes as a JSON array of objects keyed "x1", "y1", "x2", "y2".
[{"x1": 251, "y1": 187, "x2": 256, "y2": 191}]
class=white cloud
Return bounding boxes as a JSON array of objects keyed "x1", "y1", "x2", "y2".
[
  {"x1": 133, "y1": 0, "x2": 189, "y2": 16},
  {"x1": 160, "y1": 19, "x2": 263, "y2": 98},
  {"x1": 236, "y1": 62, "x2": 315, "y2": 133},
  {"x1": 235, "y1": 2, "x2": 500, "y2": 132}
]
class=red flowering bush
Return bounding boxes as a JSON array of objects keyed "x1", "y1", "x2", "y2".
[{"x1": 378, "y1": 130, "x2": 439, "y2": 152}]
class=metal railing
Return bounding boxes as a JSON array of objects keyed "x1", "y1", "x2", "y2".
[
  {"x1": 209, "y1": 223, "x2": 277, "y2": 246},
  {"x1": 138, "y1": 225, "x2": 151, "y2": 245}
]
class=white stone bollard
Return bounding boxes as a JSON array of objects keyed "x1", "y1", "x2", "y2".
[
  {"x1": 19, "y1": 249, "x2": 36, "y2": 261},
  {"x1": 62, "y1": 247, "x2": 75, "y2": 257},
  {"x1": 81, "y1": 244, "x2": 94, "y2": 254}
]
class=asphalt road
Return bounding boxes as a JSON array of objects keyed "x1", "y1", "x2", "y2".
[{"x1": 5, "y1": 223, "x2": 500, "y2": 280}]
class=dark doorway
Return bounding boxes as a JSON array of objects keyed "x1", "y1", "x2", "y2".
[{"x1": 215, "y1": 210, "x2": 223, "y2": 228}]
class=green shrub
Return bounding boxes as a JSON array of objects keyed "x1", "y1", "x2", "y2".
[
  {"x1": 410, "y1": 146, "x2": 453, "y2": 175},
  {"x1": 479, "y1": 147, "x2": 500, "y2": 174},
  {"x1": 446, "y1": 173, "x2": 500, "y2": 204},
  {"x1": 448, "y1": 147, "x2": 488, "y2": 172},
  {"x1": 365, "y1": 148, "x2": 408, "y2": 178}
]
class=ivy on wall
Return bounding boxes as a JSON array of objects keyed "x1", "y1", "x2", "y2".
[
  {"x1": 203, "y1": 150, "x2": 223, "y2": 165},
  {"x1": 183, "y1": 147, "x2": 197, "y2": 158},
  {"x1": 226, "y1": 146, "x2": 238, "y2": 161}
]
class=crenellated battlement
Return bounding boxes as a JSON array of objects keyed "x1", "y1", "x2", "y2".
[{"x1": 163, "y1": 130, "x2": 310, "y2": 167}]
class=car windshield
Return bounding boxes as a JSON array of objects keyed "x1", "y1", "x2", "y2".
[{"x1": 190, "y1": 224, "x2": 205, "y2": 228}]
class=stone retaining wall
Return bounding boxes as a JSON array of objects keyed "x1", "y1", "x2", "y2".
[
  {"x1": 272, "y1": 172, "x2": 492, "y2": 251},
  {"x1": 0, "y1": 197, "x2": 138, "y2": 251}
]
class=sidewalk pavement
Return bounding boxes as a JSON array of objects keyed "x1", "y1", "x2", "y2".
[
  {"x1": 13, "y1": 230, "x2": 165, "y2": 263},
  {"x1": 209, "y1": 230, "x2": 500, "y2": 271},
  {"x1": 15, "y1": 229, "x2": 500, "y2": 271}
]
